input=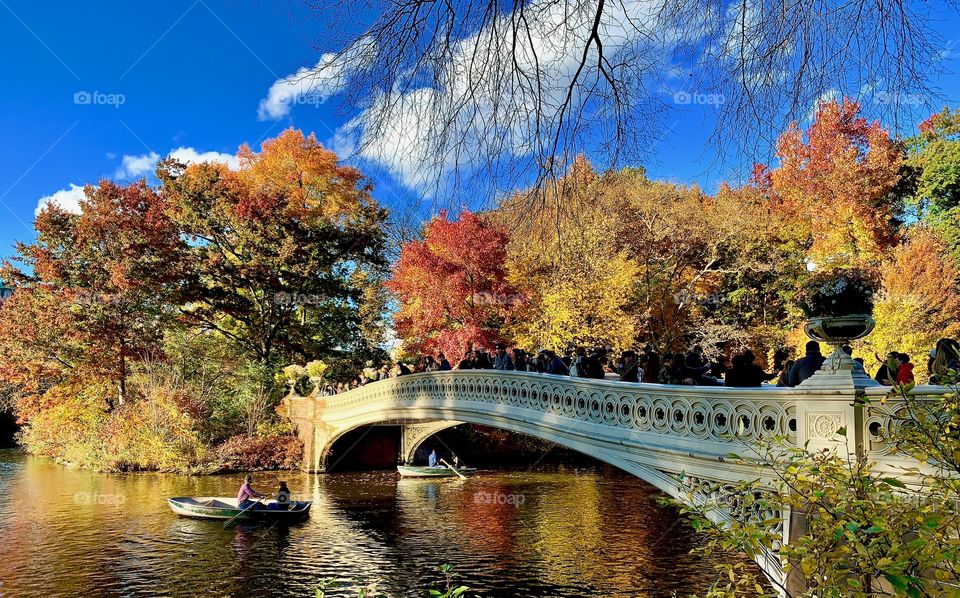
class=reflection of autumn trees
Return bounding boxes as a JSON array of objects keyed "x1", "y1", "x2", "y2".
[
  {"x1": 523, "y1": 475, "x2": 605, "y2": 587},
  {"x1": 391, "y1": 472, "x2": 744, "y2": 594}
]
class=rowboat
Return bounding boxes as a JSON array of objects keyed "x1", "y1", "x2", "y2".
[
  {"x1": 167, "y1": 497, "x2": 311, "y2": 522},
  {"x1": 396, "y1": 465, "x2": 477, "y2": 478}
]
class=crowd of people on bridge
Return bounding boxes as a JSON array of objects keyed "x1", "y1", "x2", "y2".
[
  {"x1": 392, "y1": 337, "x2": 960, "y2": 388},
  {"x1": 316, "y1": 338, "x2": 960, "y2": 395}
]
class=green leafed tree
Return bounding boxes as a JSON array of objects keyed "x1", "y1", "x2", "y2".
[{"x1": 907, "y1": 108, "x2": 960, "y2": 264}]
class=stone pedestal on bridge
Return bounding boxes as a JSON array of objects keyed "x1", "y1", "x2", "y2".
[
  {"x1": 785, "y1": 349, "x2": 885, "y2": 594},
  {"x1": 795, "y1": 348, "x2": 880, "y2": 455}
]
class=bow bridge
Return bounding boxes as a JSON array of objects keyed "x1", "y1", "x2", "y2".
[{"x1": 281, "y1": 356, "x2": 947, "y2": 591}]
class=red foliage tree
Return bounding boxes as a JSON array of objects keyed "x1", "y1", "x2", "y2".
[{"x1": 388, "y1": 210, "x2": 519, "y2": 359}]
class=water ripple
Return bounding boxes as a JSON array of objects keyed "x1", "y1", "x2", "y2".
[{"x1": 0, "y1": 451, "x2": 759, "y2": 597}]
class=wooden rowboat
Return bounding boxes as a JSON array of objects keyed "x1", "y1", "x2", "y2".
[
  {"x1": 396, "y1": 465, "x2": 476, "y2": 478},
  {"x1": 167, "y1": 497, "x2": 311, "y2": 522}
]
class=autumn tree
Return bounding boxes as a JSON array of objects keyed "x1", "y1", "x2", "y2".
[
  {"x1": 159, "y1": 129, "x2": 389, "y2": 375},
  {"x1": 491, "y1": 158, "x2": 798, "y2": 357},
  {"x1": 764, "y1": 99, "x2": 904, "y2": 267},
  {"x1": 604, "y1": 168, "x2": 794, "y2": 354},
  {"x1": 858, "y1": 227, "x2": 960, "y2": 381},
  {"x1": 388, "y1": 210, "x2": 518, "y2": 359},
  {"x1": 496, "y1": 159, "x2": 639, "y2": 352},
  {"x1": 0, "y1": 181, "x2": 188, "y2": 410},
  {"x1": 907, "y1": 107, "x2": 960, "y2": 264}
]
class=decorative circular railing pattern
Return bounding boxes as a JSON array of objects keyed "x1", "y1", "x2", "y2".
[
  {"x1": 304, "y1": 371, "x2": 800, "y2": 445},
  {"x1": 861, "y1": 393, "x2": 947, "y2": 457},
  {"x1": 285, "y1": 371, "x2": 957, "y2": 591}
]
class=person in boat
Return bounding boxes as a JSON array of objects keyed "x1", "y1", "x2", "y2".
[
  {"x1": 237, "y1": 475, "x2": 267, "y2": 509},
  {"x1": 428, "y1": 449, "x2": 439, "y2": 467},
  {"x1": 271, "y1": 481, "x2": 292, "y2": 510}
]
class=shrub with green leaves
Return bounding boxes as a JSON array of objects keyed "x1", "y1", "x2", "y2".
[{"x1": 675, "y1": 381, "x2": 960, "y2": 597}]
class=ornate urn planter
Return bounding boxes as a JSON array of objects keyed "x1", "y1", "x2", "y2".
[
  {"x1": 794, "y1": 268, "x2": 880, "y2": 388},
  {"x1": 799, "y1": 313, "x2": 879, "y2": 388},
  {"x1": 803, "y1": 314, "x2": 875, "y2": 346}
]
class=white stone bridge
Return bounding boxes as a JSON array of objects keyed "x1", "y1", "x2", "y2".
[{"x1": 281, "y1": 356, "x2": 949, "y2": 590}]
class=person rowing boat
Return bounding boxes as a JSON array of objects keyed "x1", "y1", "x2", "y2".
[{"x1": 237, "y1": 475, "x2": 267, "y2": 510}]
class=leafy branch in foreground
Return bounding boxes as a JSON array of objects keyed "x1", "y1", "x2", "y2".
[
  {"x1": 429, "y1": 563, "x2": 471, "y2": 598},
  {"x1": 673, "y1": 383, "x2": 960, "y2": 597}
]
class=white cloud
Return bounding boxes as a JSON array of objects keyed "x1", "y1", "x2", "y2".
[
  {"x1": 167, "y1": 146, "x2": 240, "y2": 170},
  {"x1": 38, "y1": 146, "x2": 241, "y2": 218},
  {"x1": 114, "y1": 147, "x2": 240, "y2": 180},
  {"x1": 115, "y1": 152, "x2": 159, "y2": 179},
  {"x1": 258, "y1": 53, "x2": 344, "y2": 120},
  {"x1": 258, "y1": 39, "x2": 376, "y2": 121},
  {"x1": 35, "y1": 183, "x2": 86, "y2": 216},
  {"x1": 329, "y1": 0, "x2": 677, "y2": 192}
]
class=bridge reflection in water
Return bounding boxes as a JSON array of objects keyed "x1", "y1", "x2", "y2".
[
  {"x1": 0, "y1": 450, "x2": 743, "y2": 596},
  {"x1": 283, "y1": 357, "x2": 953, "y2": 591}
]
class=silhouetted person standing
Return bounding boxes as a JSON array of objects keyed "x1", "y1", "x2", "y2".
[{"x1": 786, "y1": 341, "x2": 825, "y2": 387}]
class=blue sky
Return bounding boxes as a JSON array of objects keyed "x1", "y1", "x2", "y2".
[{"x1": 1, "y1": 1, "x2": 959, "y2": 260}]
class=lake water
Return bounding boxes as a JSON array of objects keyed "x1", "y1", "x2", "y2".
[{"x1": 0, "y1": 450, "x2": 754, "y2": 596}]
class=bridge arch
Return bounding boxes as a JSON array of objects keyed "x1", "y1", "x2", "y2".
[
  {"x1": 282, "y1": 366, "x2": 949, "y2": 592},
  {"x1": 316, "y1": 411, "x2": 681, "y2": 498}
]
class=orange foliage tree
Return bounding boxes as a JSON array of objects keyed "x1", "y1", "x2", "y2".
[
  {"x1": 159, "y1": 129, "x2": 388, "y2": 371},
  {"x1": 763, "y1": 99, "x2": 904, "y2": 266},
  {"x1": 0, "y1": 181, "x2": 188, "y2": 413},
  {"x1": 858, "y1": 227, "x2": 960, "y2": 380},
  {"x1": 388, "y1": 210, "x2": 519, "y2": 359}
]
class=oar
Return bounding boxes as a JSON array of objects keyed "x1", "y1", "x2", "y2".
[
  {"x1": 223, "y1": 495, "x2": 269, "y2": 528},
  {"x1": 439, "y1": 458, "x2": 468, "y2": 480}
]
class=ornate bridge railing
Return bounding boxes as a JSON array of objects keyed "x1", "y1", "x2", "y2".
[
  {"x1": 280, "y1": 367, "x2": 954, "y2": 591},
  {"x1": 283, "y1": 368, "x2": 949, "y2": 477}
]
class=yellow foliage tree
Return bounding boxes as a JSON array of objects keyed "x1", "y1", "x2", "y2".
[
  {"x1": 857, "y1": 227, "x2": 960, "y2": 381},
  {"x1": 508, "y1": 223, "x2": 639, "y2": 352},
  {"x1": 497, "y1": 158, "x2": 639, "y2": 352}
]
